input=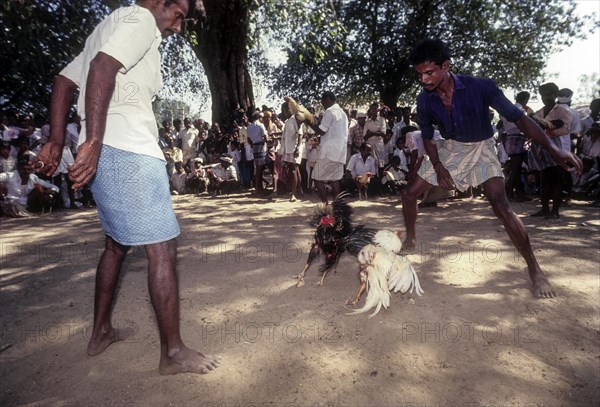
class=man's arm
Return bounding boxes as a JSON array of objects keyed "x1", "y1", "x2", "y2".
[
  {"x1": 69, "y1": 52, "x2": 123, "y2": 189},
  {"x1": 37, "y1": 75, "x2": 78, "y2": 177},
  {"x1": 515, "y1": 115, "x2": 582, "y2": 174},
  {"x1": 423, "y1": 138, "x2": 455, "y2": 190},
  {"x1": 346, "y1": 154, "x2": 357, "y2": 177}
]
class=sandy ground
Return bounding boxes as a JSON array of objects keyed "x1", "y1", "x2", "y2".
[{"x1": 1, "y1": 191, "x2": 599, "y2": 407}]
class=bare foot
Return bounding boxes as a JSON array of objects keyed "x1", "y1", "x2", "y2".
[
  {"x1": 532, "y1": 276, "x2": 556, "y2": 299},
  {"x1": 87, "y1": 325, "x2": 135, "y2": 356},
  {"x1": 159, "y1": 346, "x2": 220, "y2": 375}
]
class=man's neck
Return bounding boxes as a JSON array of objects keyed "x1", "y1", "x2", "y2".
[{"x1": 436, "y1": 73, "x2": 454, "y2": 97}]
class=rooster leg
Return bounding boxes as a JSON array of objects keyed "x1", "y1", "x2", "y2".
[
  {"x1": 346, "y1": 282, "x2": 366, "y2": 306},
  {"x1": 294, "y1": 263, "x2": 310, "y2": 287},
  {"x1": 294, "y1": 243, "x2": 320, "y2": 287},
  {"x1": 316, "y1": 269, "x2": 330, "y2": 286}
]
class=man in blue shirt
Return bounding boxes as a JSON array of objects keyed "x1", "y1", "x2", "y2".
[{"x1": 401, "y1": 39, "x2": 582, "y2": 299}]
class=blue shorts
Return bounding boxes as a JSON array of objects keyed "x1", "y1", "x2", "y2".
[{"x1": 90, "y1": 145, "x2": 180, "y2": 246}]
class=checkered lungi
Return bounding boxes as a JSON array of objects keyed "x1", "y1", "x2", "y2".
[
  {"x1": 311, "y1": 158, "x2": 344, "y2": 181},
  {"x1": 90, "y1": 145, "x2": 180, "y2": 246},
  {"x1": 418, "y1": 138, "x2": 503, "y2": 191}
]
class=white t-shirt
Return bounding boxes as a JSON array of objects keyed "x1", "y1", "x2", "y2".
[
  {"x1": 0, "y1": 172, "x2": 59, "y2": 205},
  {"x1": 347, "y1": 153, "x2": 377, "y2": 177},
  {"x1": 281, "y1": 117, "x2": 305, "y2": 163},
  {"x1": 59, "y1": 5, "x2": 164, "y2": 160},
  {"x1": 318, "y1": 103, "x2": 348, "y2": 163},
  {"x1": 406, "y1": 130, "x2": 443, "y2": 157},
  {"x1": 363, "y1": 116, "x2": 387, "y2": 166},
  {"x1": 53, "y1": 146, "x2": 75, "y2": 175}
]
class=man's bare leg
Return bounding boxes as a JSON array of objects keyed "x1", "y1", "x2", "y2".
[
  {"x1": 315, "y1": 180, "x2": 327, "y2": 203},
  {"x1": 401, "y1": 175, "x2": 432, "y2": 252},
  {"x1": 290, "y1": 165, "x2": 299, "y2": 201},
  {"x1": 482, "y1": 177, "x2": 555, "y2": 298},
  {"x1": 145, "y1": 239, "x2": 220, "y2": 375},
  {"x1": 87, "y1": 236, "x2": 131, "y2": 356},
  {"x1": 331, "y1": 180, "x2": 341, "y2": 198}
]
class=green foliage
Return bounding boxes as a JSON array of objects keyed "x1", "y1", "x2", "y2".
[
  {"x1": 271, "y1": 0, "x2": 596, "y2": 108},
  {"x1": 577, "y1": 73, "x2": 600, "y2": 103},
  {"x1": 0, "y1": 0, "x2": 129, "y2": 112},
  {"x1": 157, "y1": 35, "x2": 211, "y2": 119},
  {"x1": 1, "y1": 0, "x2": 208, "y2": 123}
]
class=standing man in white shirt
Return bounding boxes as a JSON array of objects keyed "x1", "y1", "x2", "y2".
[
  {"x1": 280, "y1": 102, "x2": 305, "y2": 202},
  {"x1": 36, "y1": 0, "x2": 220, "y2": 376},
  {"x1": 363, "y1": 103, "x2": 387, "y2": 172},
  {"x1": 307, "y1": 91, "x2": 348, "y2": 203},
  {"x1": 180, "y1": 117, "x2": 199, "y2": 165}
]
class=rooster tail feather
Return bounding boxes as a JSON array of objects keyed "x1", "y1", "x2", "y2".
[
  {"x1": 347, "y1": 246, "x2": 393, "y2": 318},
  {"x1": 345, "y1": 225, "x2": 376, "y2": 255},
  {"x1": 388, "y1": 255, "x2": 424, "y2": 296}
]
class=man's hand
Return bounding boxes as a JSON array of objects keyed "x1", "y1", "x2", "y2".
[
  {"x1": 69, "y1": 141, "x2": 101, "y2": 189},
  {"x1": 551, "y1": 149, "x2": 583, "y2": 175},
  {"x1": 36, "y1": 141, "x2": 63, "y2": 177},
  {"x1": 433, "y1": 162, "x2": 455, "y2": 190}
]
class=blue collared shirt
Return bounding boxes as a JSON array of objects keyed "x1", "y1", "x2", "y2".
[{"x1": 416, "y1": 74, "x2": 524, "y2": 142}]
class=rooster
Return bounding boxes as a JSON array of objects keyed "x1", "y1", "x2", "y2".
[
  {"x1": 346, "y1": 230, "x2": 424, "y2": 318},
  {"x1": 284, "y1": 96, "x2": 317, "y2": 125},
  {"x1": 294, "y1": 192, "x2": 375, "y2": 287}
]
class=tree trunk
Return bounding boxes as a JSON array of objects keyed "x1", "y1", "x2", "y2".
[{"x1": 192, "y1": 1, "x2": 254, "y2": 127}]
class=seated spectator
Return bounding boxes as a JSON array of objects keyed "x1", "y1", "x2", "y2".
[
  {"x1": 392, "y1": 136, "x2": 411, "y2": 173},
  {"x1": 405, "y1": 128, "x2": 453, "y2": 208},
  {"x1": 170, "y1": 166, "x2": 189, "y2": 195},
  {"x1": 573, "y1": 123, "x2": 600, "y2": 191},
  {"x1": 186, "y1": 157, "x2": 209, "y2": 194},
  {"x1": 51, "y1": 145, "x2": 77, "y2": 209},
  {"x1": 207, "y1": 154, "x2": 240, "y2": 196},
  {"x1": 0, "y1": 141, "x2": 16, "y2": 172},
  {"x1": 382, "y1": 155, "x2": 408, "y2": 194},
  {"x1": 0, "y1": 152, "x2": 59, "y2": 217},
  {"x1": 344, "y1": 142, "x2": 381, "y2": 199},
  {"x1": 163, "y1": 135, "x2": 183, "y2": 176}
]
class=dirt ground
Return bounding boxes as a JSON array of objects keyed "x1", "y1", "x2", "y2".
[{"x1": 1, "y1": 191, "x2": 599, "y2": 407}]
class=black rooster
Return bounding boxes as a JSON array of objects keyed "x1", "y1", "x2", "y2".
[{"x1": 294, "y1": 192, "x2": 375, "y2": 286}]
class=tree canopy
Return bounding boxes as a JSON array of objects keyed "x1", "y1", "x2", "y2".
[
  {"x1": 0, "y1": 0, "x2": 119, "y2": 112},
  {"x1": 1, "y1": 0, "x2": 597, "y2": 121},
  {"x1": 271, "y1": 0, "x2": 597, "y2": 109}
]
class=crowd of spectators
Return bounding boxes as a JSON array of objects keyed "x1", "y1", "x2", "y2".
[{"x1": 1, "y1": 89, "x2": 599, "y2": 218}]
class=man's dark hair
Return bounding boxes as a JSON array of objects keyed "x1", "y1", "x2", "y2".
[
  {"x1": 359, "y1": 142, "x2": 372, "y2": 151},
  {"x1": 516, "y1": 91, "x2": 530, "y2": 104},
  {"x1": 322, "y1": 91, "x2": 336, "y2": 102},
  {"x1": 163, "y1": 0, "x2": 204, "y2": 19},
  {"x1": 590, "y1": 98, "x2": 600, "y2": 111},
  {"x1": 409, "y1": 39, "x2": 451, "y2": 67},
  {"x1": 401, "y1": 125, "x2": 418, "y2": 137},
  {"x1": 539, "y1": 82, "x2": 559, "y2": 95}
]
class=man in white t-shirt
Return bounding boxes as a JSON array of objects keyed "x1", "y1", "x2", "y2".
[
  {"x1": 363, "y1": 103, "x2": 387, "y2": 170},
  {"x1": 280, "y1": 102, "x2": 305, "y2": 201},
  {"x1": 306, "y1": 91, "x2": 348, "y2": 203},
  {"x1": 345, "y1": 142, "x2": 379, "y2": 199},
  {"x1": 180, "y1": 117, "x2": 200, "y2": 164},
  {"x1": 36, "y1": 0, "x2": 219, "y2": 376}
]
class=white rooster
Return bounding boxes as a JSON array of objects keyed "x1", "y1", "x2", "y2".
[{"x1": 346, "y1": 230, "x2": 424, "y2": 318}]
